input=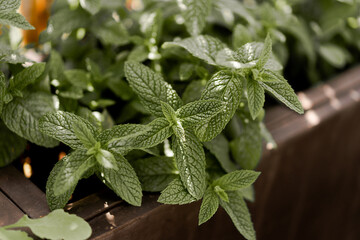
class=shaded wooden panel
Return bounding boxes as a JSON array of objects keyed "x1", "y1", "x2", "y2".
[
  {"x1": 0, "y1": 191, "x2": 24, "y2": 227},
  {"x1": 66, "y1": 189, "x2": 122, "y2": 220},
  {"x1": 89, "y1": 194, "x2": 242, "y2": 240},
  {"x1": 0, "y1": 165, "x2": 49, "y2": 218},
  {"x1": 254, "y1": 76, "x2": 360, "y2": 239}
]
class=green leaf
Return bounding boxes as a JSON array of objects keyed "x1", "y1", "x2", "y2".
[
  {"x1": 158, "y1": 177, "x2": 197, "y2": 205},
  {"x1": 255, "y1": 33, "x2": 272, "y2": 69},
  {"x1": 198, "y1": 187, "x2": 219, "y2": 225},
  {"x1": 241, "y1": 185, "x2": 255, "y2": 202},
  {"x1": 176, "y1": 100, "x2": 225, "y2": 128},
  {"x1": 230, "y1": 117, "x2": 262, "y2": 170},
  {"x1": 72, "y1": 120, "x2": 97, "y2": 149},
  {"x1": 108, "y1": 118, "x2": 173, "y2": 152},
  {"x1": 177, "y1": 0, "x2": 212, "y2": 36},
  {"x1": 95, "y1": 149, "x2": 118, "y2": 170},
  {"x1": 11, "y1": 209, "x2": 92, "y2": 240},
  {"x1": 99, "y1": 152, "x2": 142, "y2": 206},
  {"x1": 0, "y1": 11, "x2": 34, "y2": 30},
  {"x1": 10, "y1": 63, "x2": 46, "y2": 91},
  {"x1": 172, "y1": 130, "x2": 206, "y2": 199},
  {"x1": 132, "y1": 156, "x2": 178, "y2": 192},
  {"x1": 64, "y1": 69, "x2": 90, "y2": 89},
  {"x1": 246, "y1": 79, "x2": 265, "y2": 120},
  {"x1": 53, "y1": 149, "x2": 96, "y2": 196},
  {"x1": 179, "y1": 63, "x2": 195, "y2": 81},
  {"x1": 318, "y1": 43, "x2": 349, "y2": 68},
  {"x1": 214, "y1": 185, "x2": 229, "y2": 202},
  {"x1": 40, "y1": 8, "x2": 90, "y2": 42},
  {"x1": 39, "y1": 111, "x2": 98, "y2": 149},
  {"x1": 125, "y1": 61, "x2": 182, "y2": 117},
  {"x1": 232, "y1": 24, "x2": 252, "y2": 49},
  {"x1": 97, "y1": 124, "x2": 148, "y2": 146},
  {"x1": 161, "y1": 101, "x2": 177, "y2": 125},
  {"x1": 0, "y1": 120, "x2": 27, "y2": 167},
  {"x1": 0, "y1": 228, "x2": 32, "y2": 240},
  {"x1": 94, "y1": 21, "x2": 129, "y2": 46},
  {"x1": 2, "y1": 92, "x2": 59, "y2": 147},
  {"x1": 46, "y1": 158, "x2": 76, "y2": 210},
  {"x1": 0, "y1": 72, "x2": 6, "y2": 114},
  {"x1": 163, "y1": 35, "x2": 227, "y2": 66},
  {"x1": 195, "y1": 71, "x2": 243, "y2": 142},
  {"x1": 258, "y1": 70, "x2": 304, "y2": 114},
  {"x1": 182, "y1": 80, "x2": 206, "y2": 104},
  {"x1": 140, "y1": 9, "x2": 163, "y2": 43},
  {"x1": 203, "y1": 134, "x2": 237, "y2": 173},
  {"x1": 220, "y1": 191, "x2": 256, "y2": 240},
  {"x1": 0, "y1": 0, "x2": 20, "y2": 11},
  {"x1": 213, "y1": 170, "x2": 260, "y2": 191},
  {"x1": 260, "y1": 122, "x2": 277, "y2": 149},
  {"x1": 80, "y1": 0, "x2": 101, "y2": 15}
]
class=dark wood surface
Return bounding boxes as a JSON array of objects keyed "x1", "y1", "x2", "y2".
[{"x1": 1, "y1": 66, "x2": 360, "y2": 239}]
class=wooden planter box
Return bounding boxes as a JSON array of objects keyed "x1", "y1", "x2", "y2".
[{"x1": 1, "y1": 67, "x2": 360, "y2": 240}]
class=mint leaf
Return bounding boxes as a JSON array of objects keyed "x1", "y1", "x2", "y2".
[
  {"x1": 230, "y1": 117, "x2": 262, "y2": 170},
  {"x1": 2, "y1": 92, "x2": 59, "y2": 147},
  {"x1": 97, "y1": 124, "x2": 148, "y2": 146},
  {"x1": 108, "y1": 118, "x2": 172, "y2": 152},
  {"x1": 163, "y1": 35, "x2": 227, "y2": 66},
  {"x1": 182, "y1": 80, "x2": 206, "y2": 104},
  {"x1": 125, "y1": 61, "x2": 182, "y2": 117},
  {"x1": 260, "y1": 122, "x2": 277, "y2": 149},
  {"x1": 0, "y1": 72, "x2": 5, "y2": 114},
  {"x1": 95, "y1": 149, "x2": 118, "y2": 170},
  {"x1": 255, "y1": 33, "x2": 272, "y2": 69},
  {"x1": 140, "y1": 9, "x2": 163, "y2": 44},
  {"x1": 39, "y1": 111, "x2": 98, "y2": 149},
  {"x1": 246, "y1": 79, "x2": 265, "y2": 120},
  {"x1": 214, "y1": 185, "x2": 229, "y2": 202},
  {"x1": 0, "y1": 1, "x2": 34, "y2": 30},
  {"x1": 0, "y1": 228, "x2": 32, "y2": 240},
  {"x1": 10, "y1": 63, "x2": 46, "y2": 92},
  {"x1": 80, "y1": 0, "x2": 101, "y2": 15},
  {"x1": 203, "y1": 134, "x2": 237, "y2": 173},
  {"x1": 132, "y1": 156, "x2": 178, "y2": 192},
  {"x1": 53, "y1": 149, "x2": 96, "y2": 196},
  {"x1": 172, "y1": 130, "x2": 206, "y2": 199},
  {"x1": 46, "y1": 158, "x2": 76, "y2": 210},
  {"x1": 220, "y1": 191, "x2": 256, "y2": 240},
  {"x1": 241, "y1": 185, "x2": 255, "y2": 202},
  {"x1": 161, "y1": 101, "x2": 177, "y2": 125},
  {"x1": 0, "y1": 120, "x2": 27, "y2": 167},
  {"x1": 0, "y1": 0, "x2": 20, "y2": 10},
  {"x1": 198, "y1": 187, "x2": 219, "y2": 225},
  {"x1": 94, "y1": 21, "x2": 129, "y2": 46},
  {"x1": 158, "y1": 177, "x2": 197, "y2": 205},
  {"x1": 10, "y1": 209, "x2": 91, "y2": 240},
  {"x1": 72, "y1": 120, "x2": 97, "y2": 149},
  {"x1": 258, "y1": 70, "x2": 304, "y2": 114},
  {"x1": 176, "y1": 100, "x2": 225, "y2": 128},
  {"x1": 40, "y1": 8, "x2": 89, "y2": 42},
  {"x1": 64, "y1": 70, "x2": 90, "y2": 90},
  {"x1": 99, "y1": 152, "x2": 142, "y2": 206},
  {"x1": 196, "y1": 71, "x2": 243, "y2": 142},
  {"x1": 177, "y1": 0, "x2": 212, "y2": 36},
  {"x1": 213, "y1": 170, "x2": 260, "y2": 191}
]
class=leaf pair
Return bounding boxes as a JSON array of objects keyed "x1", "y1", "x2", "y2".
[
  {"x1": 198, "y1": 170, "x2": 260, "y2": 240},
  {"x1": 39, "y1": 111, "x2": 145, "y2": 209},
  {"x1": 124, "y1": 61, "x2": 226, "y2": 200},
  {"x1": 164, "y1": 34, "x2": 303, "y2": 123},
  {"x1": 0, "y1": 209, "x2": 91, "y2": 240}
]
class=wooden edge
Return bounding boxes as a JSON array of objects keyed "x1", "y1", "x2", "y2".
[
  {"x1": 0, "y1": 191, "x2": 25, "y2": 226},
  {"x1": 0, "y1": 165, "x2": 49, "y2": 218},
  {"x1": 66, "y1": 189, "x2": 123, "y2": 221}
]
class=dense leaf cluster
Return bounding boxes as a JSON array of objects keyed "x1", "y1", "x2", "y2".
[{"x1": 5, "y1": 0, "x2": 352, "y2": 239}]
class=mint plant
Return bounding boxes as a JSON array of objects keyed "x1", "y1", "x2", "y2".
[{"x1": 4, "y1": 0, "x2": 348, "y2": 239}]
